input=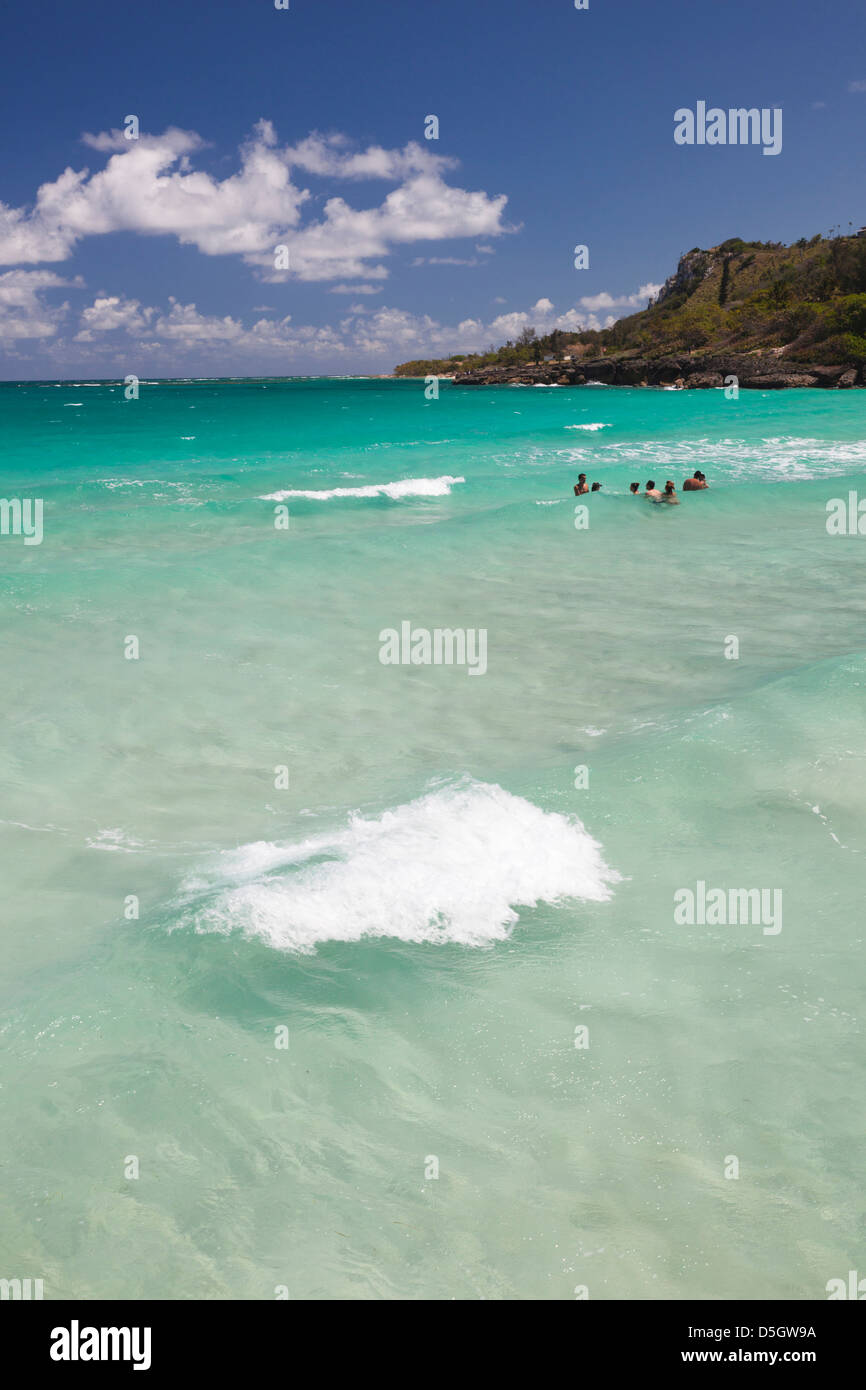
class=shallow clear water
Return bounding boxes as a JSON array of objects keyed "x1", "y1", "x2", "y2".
[{"x1": 1, "y1": 377, "x2": 864, "y2": 1298}]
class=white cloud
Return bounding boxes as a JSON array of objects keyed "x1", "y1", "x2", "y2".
[
  {"x1": 281, "y1": 133, "x2": 456, "y2": 180},
  {"x1": 75, "y1": 295, "x2": 153, "y2": 339},
  {"x1": 0, "y1": 123, "x2": 509, "y2": 286},
  {"x1": 17, "y1": 281, "x2": 655, "y2": 366},
  {"x1": 154, "y1": 299, "x2": 249, "y2": 344},
  {"x1": 136, "y1": 298, "x2": 348, "y2": 357},
  {"x1": 578, "y1": 284, "x2": 660, "y2": 313},
  {"x1": 0, "y1": 204, "x2": 75, "y2": 264},
  {"x1": 0, "y1": 124, "x2": 306, "y2": 264},
  {"x1": 848, "y1": 80, "x2": 866, "y2": 92},
  {"x1": 0, "y1": 269, "x2": 80, "y2": 340},
  {"x1": 578, "y1": 292, "x2": 617, "y2": 311},
  {"x1": 411, "y1": 255, "x2": 479, "y2": 266},
  {"x1": 259, "y1": 171, "x2": 508, "y2": 283},
  {"x1": 328, "y1": 283, "x2": 383, "y2": 294},
  {"x1": 487, "y1": 310, "x2": 535, "y2": 338}
]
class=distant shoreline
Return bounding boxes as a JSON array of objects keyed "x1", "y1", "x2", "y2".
[
  {"x1": 1, "y1": 363, "x2": 861, "y2": 388},
  {"x1": 447, "y1": 355, "x2": 864, "y2": 390}
]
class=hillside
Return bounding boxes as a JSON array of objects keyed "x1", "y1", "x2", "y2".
[{"x1": 394, "y1": 230, "x2": 866, "y2": 386}]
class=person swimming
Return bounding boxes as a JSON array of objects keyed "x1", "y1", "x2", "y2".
[
  {"x1": 662, "y1": 480, "x2": 679, "y2": 504},
  {"x1": 574, "y1": 473, "x2": 589, "y2": 495},
  {"x1": 591, "y1": 481, "x2": 602, "y2": 492},
  {"x1": 629, "y1": 482, "x2": 640, "y2": 494},
  {"x1": 645, "y1": 479, "x2": 662, "y2": 501},
  {"x1": 683, "y1": 470, "x2": 708, "y2": 491}
]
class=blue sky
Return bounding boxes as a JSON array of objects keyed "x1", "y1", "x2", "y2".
[{"x1": 0, "y1": 0, "x2": 863, "y2": 378}]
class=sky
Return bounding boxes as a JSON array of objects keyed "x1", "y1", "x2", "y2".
[{"x1": 0, "y1": 0, "x2": 863, "y2": 379}]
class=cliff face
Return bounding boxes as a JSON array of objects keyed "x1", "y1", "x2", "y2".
[
  {"x1": 574, "y1": 233, "x2": 866, "y2": 372},
  {"x1": 396, "y1": 231, "x2": 866, "y2": 384},
  {"x1": 653, "y1": 247, "x2": 716, "y2": 308},
  {"x1": 452, "y1": 354, "x2": 862, "y2": 389}
]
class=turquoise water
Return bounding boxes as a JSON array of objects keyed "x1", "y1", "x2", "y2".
[{"x1": 1, "y1": 377, "x2": 864, "y2": 1299}]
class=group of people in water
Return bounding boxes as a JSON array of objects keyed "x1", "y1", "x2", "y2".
[{"x1": 573, "y1": 470, "x2": 709, "y2": 504}]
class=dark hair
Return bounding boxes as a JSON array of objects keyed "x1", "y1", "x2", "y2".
[
  {"x1": 693, "y1": 471, "x2": 702, "y2": 478},
  {"x1": 647, "y1": 480, "x2": 656, "y2": 490},
  {"x1": 664, "y1": 481, "x2": 675, "y2": 494},
  {"x1": 578, "y1": 473, "x2": 586, "y2": 481},
  {"x1": 591, "y1": 481, "x2": 601, "y2": 491},
  {"x1": 630, "y1": 482, "x2": 639, "y2": 492}
]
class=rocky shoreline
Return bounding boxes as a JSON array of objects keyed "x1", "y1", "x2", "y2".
[{"x1": 451, "y1": 353, "x2": 864, "y2": 390}]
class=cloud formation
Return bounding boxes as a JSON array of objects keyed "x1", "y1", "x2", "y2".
[
  {"x1": 577, "y1": 284, "x2": 662, "y2": 312},
  {"x1": 0, "y1": 122, "x2": 509, "y2": 285},
  {"x1": 0, "y1": 278, "x2": 661, "y2": 366},
  {"x1": 0, "y1": 269, "x2": 81, "y2": 340},
  {"x1": 3, "y1": 283, "x2": 652, "y2": 366}
]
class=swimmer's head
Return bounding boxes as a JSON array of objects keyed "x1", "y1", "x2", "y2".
[
  {"x1": 578, "y1": 473, "x2": 586, "y2": 482},
  {"x1": 665, "y1": 481, "x2": 676, "y2": 494},
  {"x1": 591, "y1": 482, "x2": 601, "y2": 491},
  {"x1": 629, "y1": 482, "x2": 639, "y2": 493},
  {"x1": 646, "y1": 480, "x2": 656, "y2": 490}
]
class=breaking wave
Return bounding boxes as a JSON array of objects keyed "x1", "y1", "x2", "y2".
[
  {"x1": 260, "y1": 475, "x2": 465, "y2": 501},
  {"x1": 175, "y1": 779, "x2": 619, "y2": 952}
]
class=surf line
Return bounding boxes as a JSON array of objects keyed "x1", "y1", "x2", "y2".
[{"x1": 378, "y1": 622, "x2": 487, "y2": 676}]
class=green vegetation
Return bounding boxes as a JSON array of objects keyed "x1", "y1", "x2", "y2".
[
  {"x1": 394, "y1": 325, "x2": 583, "y2": 378},
  {"x1": 394, "y1": 229, "x2": 866, "y2": 375}
]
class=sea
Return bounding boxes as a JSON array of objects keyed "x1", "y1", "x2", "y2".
[{"x1": 0, "y1": 376, "x2": 863, "y2": 1299}]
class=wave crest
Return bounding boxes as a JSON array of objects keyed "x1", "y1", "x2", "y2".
[
  {"x1": 260, "y1": 475, "x2": 465, "y2": 502},
  {"x1": 176, "y1": 779, "x2": 619, "y2": 952}
]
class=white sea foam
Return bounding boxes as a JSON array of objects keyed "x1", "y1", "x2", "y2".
[
  {"x1": 0, "y1": 818, "x2": 67, "y2": 834},
  {"x1": 563, "y1": 435, "x2": 866, "y2": 482},
  {"x1": 177, "y1": 779, "x2": 619, "y2": 952},
  {"x1": 260, "y1": 475, "x2": 465, "y2": 502},
  {"x1": 95, "y1": 478, "x2": 195, "y2": 491},
  {"x1": 566, "y1": 423, "x2": 611, "y2": 431},
  {"x1": 86, "y1": 827, "x2": 147, "y2": 852}
]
